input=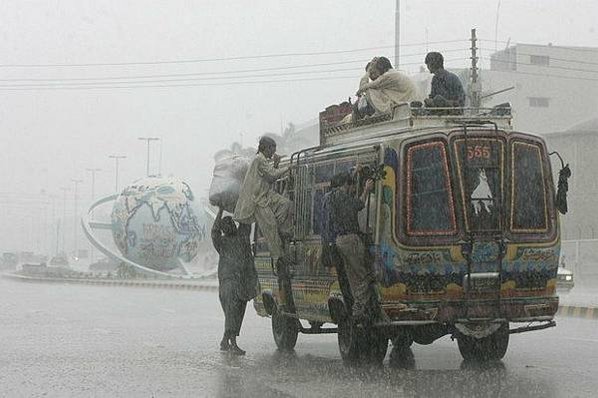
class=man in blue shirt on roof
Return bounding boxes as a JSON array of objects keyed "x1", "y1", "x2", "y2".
[{"x1": 424, "y1": 52, "x2": 466, "y2": 108}]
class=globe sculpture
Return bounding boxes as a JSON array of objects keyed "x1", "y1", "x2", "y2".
[{"x1": 82, "y1": 176, "x2": 204, "y2": 278}]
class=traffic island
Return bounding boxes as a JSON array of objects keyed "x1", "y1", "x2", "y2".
[{"x1": 1, "y1": 272, "x2": 218, "y2": 292}]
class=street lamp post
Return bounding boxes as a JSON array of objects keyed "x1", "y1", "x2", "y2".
[
  {"x1": 108, "y1": 155, "x2": 127, "y2": 193},
  {"x1": 49, "y1": 194, "x2": 59, "y2": 256},
  {"x1": 71, "y1": 179, "x2": 83, "y2": 259},
  {"x1": 138, "y1": 137, "x2": 160, "y2": 177},
  {"x1": 59, "y1": 187, "x2": 69, "y2": 254},
  {"x1": 86, "y1": 168, "x2": 101, "y2": 263},
  {"x1": 86, "y1": 168, "x2": 101, "y2": 205},
  {"x1": 395, "y1": 0, "x2": 400, "y2": 67}
]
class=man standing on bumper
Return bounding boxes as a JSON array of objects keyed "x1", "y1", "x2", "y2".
[
  {"x1": 328, "y1": 171, "x2": 386, "y2": 324},
  {"x1": 234, "y1": 136, "x2": 293, "y2": 307}
]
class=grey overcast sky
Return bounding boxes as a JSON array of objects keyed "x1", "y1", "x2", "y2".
[{"x1": 1, "y1": 0, "x2": 597, "y2": 201}]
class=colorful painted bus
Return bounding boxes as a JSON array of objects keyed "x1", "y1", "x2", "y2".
[{"x1": 253, "y1": 103, "x2": 566, "y2": 364}]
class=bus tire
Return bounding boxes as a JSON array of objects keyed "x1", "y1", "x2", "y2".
[
  {"x1": 271, "y1": 306, "x2": 298, "y2": 351},
  {"x1": 363, "y1": 329, "x2": 388, "y2": 365},
  {"x1": 337, "y1": 316, "x2": 364, "y2": 365},
  {"x1": 457, "y1": 323, "x2": 509, "y2": 361}
]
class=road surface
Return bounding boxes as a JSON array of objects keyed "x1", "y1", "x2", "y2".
[{"x1": 0, "y1": 278, "x2": 596, "y2": 397}]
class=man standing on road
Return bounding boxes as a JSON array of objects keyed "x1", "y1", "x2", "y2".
[
  {"x1": 327, "y1": 171, "x2": 387, "y2": 324},
  {"x1": 234, "y1": 136, "x2": 293, "y2": 309},
  {"x1": 212, "y1": 208, "x2": 258, "y2": 355}
]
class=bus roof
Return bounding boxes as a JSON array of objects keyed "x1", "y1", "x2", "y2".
[{"x1": 318, "y1": 103, "x2": 513, "y2": 148}]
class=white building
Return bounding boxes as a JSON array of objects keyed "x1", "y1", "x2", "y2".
[
  {"x1": 413, "y1": 43, "x2": 598, "y2": 134},
  {"x1": 482, "y1": 43, "x2": 598, "y2": 133}
]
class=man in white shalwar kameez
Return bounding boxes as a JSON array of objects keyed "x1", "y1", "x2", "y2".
[
  {"x1": 234, "y1": 136, "x2": 292, "y2": 260},
  {"x1": 356, "y1": 56, "x2": 418, "y2": 114},
  {"x1": 234, "y1": 136, "x2": 294, "y2": 308}
]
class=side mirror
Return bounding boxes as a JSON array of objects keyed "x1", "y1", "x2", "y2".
[{"x1": 550, "y1": 151, "x2": 571, "y2": 215}]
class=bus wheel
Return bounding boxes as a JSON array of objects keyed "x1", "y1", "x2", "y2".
[
  {"x1": 271, "y1": 306, "x2": 298, "y2": 351},
  {"x1": 363, "y1": 329, "x2": 388, "y2": 365},
  {"x1": 457, "y1": 323, "x2": 509, "y2": 361},
  {"x1": 337, "y1": 316, "x2": 364, "y2": 365}
]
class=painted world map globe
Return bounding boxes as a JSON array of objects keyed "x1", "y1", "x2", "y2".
[{"x1": 111, "y1": 177, "x2": 202, "y2": 272}]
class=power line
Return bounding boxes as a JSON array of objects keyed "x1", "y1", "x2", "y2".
[
  {"x1": 0, "y1": 48, "x2": 472, "y2": 83},
  {"x1": 0, "y1": 67, "x2": 364, "y2": 87},
  {"x1": 0, "y1": 59, "x2": 369, "y2": 82},
  {"x1": 0, "y1": 58, "x2": 470, "y2": 90},
  {"x1": 0, "y1": 75, "x2": 360, "y2": 91},
  {"x1": 0, "y1": 39, "x2": 467, "y2": 68}
]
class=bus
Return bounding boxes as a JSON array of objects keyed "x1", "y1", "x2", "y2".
[{"x1": 252, "y1": 102, "x2": 566, "y2": 364}]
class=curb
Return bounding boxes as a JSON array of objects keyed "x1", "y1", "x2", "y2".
[
  {"x1": 557, "y1": 305, "x2": 598, "y2": 320},
  {"x1": 3, "y1": 273, "x2": 597, "y2": 319},
  {"x1": 1, "y1": 273, "x2": 219, "y2": 292}
]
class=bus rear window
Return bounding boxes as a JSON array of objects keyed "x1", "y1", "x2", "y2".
[
  {"x1": 405, "y1": 141, "x2": 456, "y2": 236},
  {"x1": 453, "y1": 138, "x2": 504, "y2": 233},
  {"x1": 510, "y1": 142, "x2": 548, "y2": 233}
]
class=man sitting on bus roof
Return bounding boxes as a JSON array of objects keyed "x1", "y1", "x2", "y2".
[
  {"x1": 355, "y1": 56, "x2": 418, "y2": 116},
  {"x1": 352, "y1": 58, "x2": 378, "y2": 120},
  {"x1": 424, "y1": 52, "x2": 465, "y2": 108}
]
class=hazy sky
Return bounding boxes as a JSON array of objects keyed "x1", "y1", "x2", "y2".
[{"x1": 1, "y1": 0, "x2": 597, "y2": 206}]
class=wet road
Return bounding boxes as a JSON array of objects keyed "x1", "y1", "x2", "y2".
[{"x1": 1, "y1": 278, "x2": 596, "y2": 397}]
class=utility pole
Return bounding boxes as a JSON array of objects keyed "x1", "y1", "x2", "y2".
[
  {"x1": 71, "y1": 179, "x2": 83, "y2": 258},
  {"x1": 108, "y1": 155, "x2": 127, "y2": 193},
  {"x1": 47, "y1": 194, "x2": 58, "y2": 256},
  {"x1": 494, "y1": 0, "x2": 502, "y2": 52},
  {"x1": 86, "y1": 168, "x2": 101, "y2": 263},
  {"x1": 42, "y1": 203, "x2": 48, "y2": 255},
  {"x1": 138, "y1": 137, "x2": 160, "y2": 177},
  {"x1": 158, "y1": 137, "x2": 163, "y2": 177},
  {"x1": 59, "y1": 187, "x2": 69, "y2": 254},
  {"x1": 85, "y1": 168, "x2": 101, "y2": 206},
  {"x1": 395, "y1": 0, "x2": 401, "y2": 68},
  {"x1": 470, "y1": 28, "x2": 481, "y2": 109}
]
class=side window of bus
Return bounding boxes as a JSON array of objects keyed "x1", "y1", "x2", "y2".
[
  {"x1": 510, "y1": 141, "x2": 549, "y2": 233},
  {"x1": 309, "y1": 159, "x2": 358, "y2": 237},
  {"x1": 305, "y1": 157, "x2": 379, "y2": 237},
  {"x1": 253, "y1": 222, "x2": 269, "y2": 253},
  {"x1": 311, "y1": 163, "x2": 334, "y2": 235},
  {"x1": 294, "y1": 164, "x2": 313, "y2": 238},
  {"x1": 335, "y1": 160, "x2": 355, "y2": 175},
  {"x1": 405, "y1": 141, "x2": 457, "y2": 236}
]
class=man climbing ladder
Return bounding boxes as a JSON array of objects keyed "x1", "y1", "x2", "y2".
[{"x1": 234, "y1": 136, "x2": 294, "y2": 309}]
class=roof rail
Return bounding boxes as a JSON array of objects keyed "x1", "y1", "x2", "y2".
[{"x1": 319, "y1": 103, "x2": 513, "y2": 147}]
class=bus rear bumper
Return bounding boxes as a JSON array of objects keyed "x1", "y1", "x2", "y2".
[{"x1": 383, "y1": 296, "x2": 559, "y2": 323}]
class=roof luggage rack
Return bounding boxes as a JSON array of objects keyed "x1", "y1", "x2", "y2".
[{"x1": 318, "y1": 102, "x2": 513, "y2": 147}]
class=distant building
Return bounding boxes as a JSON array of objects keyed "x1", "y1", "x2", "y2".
[
  {"x1": 483, "y1": 43, "x2": 598, "y2": 133},
  {"x1": 484, "y1": 45, "x2": 598, "y2": 284},
  {"x1": 544, "y1": 119, "x2": 598, "y2": 285},
  {"x1": 414, "y1": 43, "x2": 598, "y2": 134}
]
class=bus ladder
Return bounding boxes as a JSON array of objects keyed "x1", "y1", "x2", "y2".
[
  {"x1": 461, "y1": 122, "x2": 506, "y2": 321},
  {"x1": 271, "y1": 146, "x2": 317, "y2": 315}
]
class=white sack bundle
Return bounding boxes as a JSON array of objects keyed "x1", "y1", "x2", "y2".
[{"x1": 208, "y1": 154, "x2": 250, "y2": 213}]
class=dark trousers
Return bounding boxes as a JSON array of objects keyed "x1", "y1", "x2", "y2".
[
  {"x1": 219, "y1": 279, "x2": 248, "y2": 337},
  {"x1": 335, "y1": 234, "x2": 375, "y2": 317},
  {"x1": 334, "y1": 255, "x2": 354, "y2": 311}
]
